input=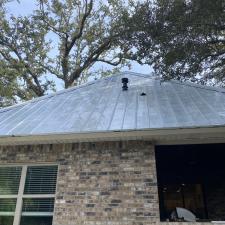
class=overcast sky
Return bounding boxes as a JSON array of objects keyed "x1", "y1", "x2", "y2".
[{"x1": 6, "y1": 0, "x2": 153, "y2": 89}]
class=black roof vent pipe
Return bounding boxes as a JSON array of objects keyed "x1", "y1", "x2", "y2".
[{"x1": 121, "y1": 77, "x2": 129, "y2": 91}]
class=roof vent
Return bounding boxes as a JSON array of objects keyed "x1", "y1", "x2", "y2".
[{"x1": 121, "y1": 77, "x2": 129, "y2": 91}]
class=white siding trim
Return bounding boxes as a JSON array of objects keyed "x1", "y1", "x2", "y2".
[
  {"x1": 0, "y1": 126, "x2": 225, "y2": 145},
  {"x1": 22, "y1": 194, "x2": 55, "y2": 199},
  {"x1": 0, "y1": 212, "x2": 15, "y2": 216},
  {"x1": 13, "y1": 165, "x2": 27, "y2": 225},
  {"x1": 21, "y1": 212, "x2": 53, "y2": 216}
]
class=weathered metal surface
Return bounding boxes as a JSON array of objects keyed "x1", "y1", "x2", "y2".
[{"x1": 0, "y1": 72, "x2": 225, "y2": 136}]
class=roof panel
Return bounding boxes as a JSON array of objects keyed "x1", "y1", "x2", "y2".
[
  {"x1": 136, "y1": 86, "x2": 150, "y2": 129},
  {"x1": 164, "y1": 83, "x2": 194, "y2": 126},
  {"x1": 171, "y1": 83, "x2": 207, "y2": 126},
  {"x1": 188, "y1": 86, "x2": 224, "y2": 125},
  {"x1": 82, "y1": 78, "x2": 115, "y2": 131},
  {"x1": 152, "y1": 82, "x2": 179, "y2": 128},
  {"x1": 96, "y1": 77, "x2": 122, "y2": 131},
  {"x1": 122, "y1": 87, "x2": 137, "y2": 130},
  {"x1": 1, "y1": 71, "x2": 225, "y2": 137}
]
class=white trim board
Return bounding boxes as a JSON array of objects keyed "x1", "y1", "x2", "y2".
[{"x1": 0, "y1": 126, "x2": 225, "y2": 146}]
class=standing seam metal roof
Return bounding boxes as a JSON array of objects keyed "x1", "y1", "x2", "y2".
[{"x1": 0, "y1": 71, "x2": 225, "y2": 137}]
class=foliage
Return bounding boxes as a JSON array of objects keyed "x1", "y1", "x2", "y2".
[
  {"x1": 0, "y1": 0, "x2": 134, "y2": 106},
  {"x1": 126, "y1": 0, "x2": 225, "y2": 85}
]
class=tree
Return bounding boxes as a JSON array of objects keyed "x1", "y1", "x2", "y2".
[
  {"x1": 126, "y1": 0, "x2": 225, "y2": 85},
  {"x1": 0, "y1": 0, "x2": 133, "y2": 106},
  {"x1": 0, "y1": 61, "x2": 20, "y2": 107}
]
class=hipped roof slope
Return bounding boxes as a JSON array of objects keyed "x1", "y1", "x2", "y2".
[{"x1": 1, "y1": 71, "x2": 225, "y2": 137}]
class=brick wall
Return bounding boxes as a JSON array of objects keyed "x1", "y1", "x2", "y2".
[{"x1": 0, "y1": 140, "x2": 160, "y2": 225}]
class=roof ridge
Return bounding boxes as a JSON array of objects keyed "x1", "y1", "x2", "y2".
[
  {"x1": 0, "y1": 71, "x2": 155, "y2": 114},
  {"x1": 0, "y1": 72, "x2": 127, "y2": 114},
  {"x1": 0, "y1": 82, "x2": 99, "y2": 114},
  {"x1": 169, "y1": 79, "x2": 225, "y2": 93},
  {"x1": 121, "y1": 71, "x2": 154, "y2": 78},
  {"x1": 1, "y1": 71, "x2": 223, "y2": 115}
]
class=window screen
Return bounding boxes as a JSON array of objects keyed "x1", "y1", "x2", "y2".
[
  {"x1": 0, "y1": 199, "x2": 17, "y2": 212},
  {"x1": 0, "y1": 167, "x2": 21, "y2": 225},
  {"x1": 24, "y1": 166, "x2": 58, "y2": 194},
  {"x1": 22, "y1": 198, "x2": 55, "y2": 213},
  {"x1": 0, "y1": 165, "x2": 58, "y2": 225},
  {"x1": 0, "y1": 216, "x2": 14, "y2": 225},
  {"x1": 0, "y1": 167, "x2": 22, "y2": 195},
  {"x1": 20, "y1": 216, "x2": 52, "y2": 225}
]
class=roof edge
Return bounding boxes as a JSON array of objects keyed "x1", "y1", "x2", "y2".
[{"x1": 0, "y1": 126, "x2": 225, "y2": 146}]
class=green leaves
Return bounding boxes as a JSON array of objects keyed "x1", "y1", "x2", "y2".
[
  {"x1": 0, "y1": 10, "x2": 53, "y2": 103},
  {"x1": 0, "y1": 0, "x2": 136, "y2": 107},
  {"x1": 126, "y1": 0, "x2": 225, "y2": 86}
]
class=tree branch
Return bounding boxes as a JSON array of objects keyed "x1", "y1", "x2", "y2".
[
  {"x1": 41, "y1": 64, "x2": 63, "y2": 79},
  {"x1": 1, "y1": 40, "x2": 45, "y2": 96},
  {"x1": 39, "y1": 0, "x2": 68, "y2": 38},
  {"x1": 97, "y1": 54, "x2": 123, "y2": 66},
  {"x1": 67, "y1": 0, "x2": 93, "y2": 53},
  {"x1": 68, "y1": 38, "x2": 111, "y2": 85}
]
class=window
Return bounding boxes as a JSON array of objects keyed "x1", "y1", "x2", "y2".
[
  {"x1": 0, "y1": 165, "x2": 58, "y2": 225},
  {"x1": 156, "y1": 144, "x2": 225, "y2": 222},
  {"x1": 159, "y1": 184, "x2": 205, "y2": 220}
]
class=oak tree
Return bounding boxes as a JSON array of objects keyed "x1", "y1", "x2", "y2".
[
  {"x1": 0, "y1": 0, "x2": 133, "y2": 106},
  {"x1": 126, "y1": 0, "x2": 225, "y2": 85}
]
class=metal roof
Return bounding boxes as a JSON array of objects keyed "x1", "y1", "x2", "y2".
[{"x1": 1, "y1": 71, "x2": 225, "y2": 137}]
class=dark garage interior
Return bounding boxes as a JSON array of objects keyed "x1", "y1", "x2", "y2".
[{"x1": 155, "y1": 143, "x2": 225, "y2": 222}]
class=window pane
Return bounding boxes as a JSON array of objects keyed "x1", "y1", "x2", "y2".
[
  {"x1": 22, "y1": 198, "x2": 54, "y2": 213},
  {"x1": 20, "y1": 216, "x2": 52, "y2": 225},
  {"x1": 0, "y1": 167, "x2": 22, "y2": 195},
  {"x1": 24, "y1": 166, "x2": 57, "y2": 194},
  {"x1": 0, "y1": 199, "x2": 17, "y2": 212},
  {"x1": 0, "y1": 216, "x2": 14, "y2": 225},
  {"x1": 160, "y1": 184, "x2": 205, "y2": 220}
]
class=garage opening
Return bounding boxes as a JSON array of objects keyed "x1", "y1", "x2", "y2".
[{"x1": 155, "y1": 143, "x2": 225, "y2": 222}]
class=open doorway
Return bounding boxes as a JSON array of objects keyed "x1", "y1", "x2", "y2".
[{"x1": 155, "y1": 143, "x2": 225, "y2": 222}]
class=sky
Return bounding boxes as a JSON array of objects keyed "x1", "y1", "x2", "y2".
[{"x1": 6, "y1": 0, "x2": 153, "y2": 90}]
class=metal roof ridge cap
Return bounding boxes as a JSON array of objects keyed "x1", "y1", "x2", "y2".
[
  {"x1": 169, "y1": 79, "x2": 225, "y2": 93},
  {"x1": 0, "y1": 81, "x2": 97, "y2": 114},
  {"x1": 0, "y1": 72, "x2": 126, "y2": 114},
  {"x1": 121, "y1": 71, "x2": 155, "y2": 79},
  {"x1": 0, "y1": 71, "x2": 157, "y2": 114}
]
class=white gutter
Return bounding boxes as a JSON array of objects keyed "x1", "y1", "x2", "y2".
[{"x1": 0, "y1": 126, "x2": 225, "y2": 146}]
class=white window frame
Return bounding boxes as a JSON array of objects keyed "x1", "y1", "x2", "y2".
[{"x1": 0, "y1": 164, "x2": 58, "y2": 225}]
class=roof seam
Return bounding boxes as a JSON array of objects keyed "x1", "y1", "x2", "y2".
[
  {"x1": 79, "y1": 76, "x2": 113, "y2": 131},
  {"x1": 1, "y1": 72, "x2": 224, "y2": 115},
  {"x1": 0, "y1": 71, "x2": 152, "y2": 114}
]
